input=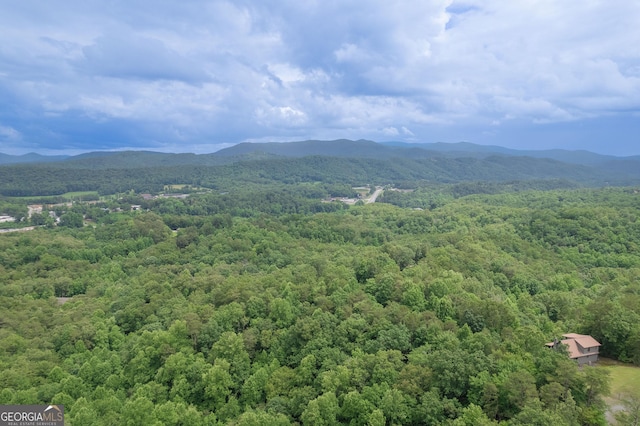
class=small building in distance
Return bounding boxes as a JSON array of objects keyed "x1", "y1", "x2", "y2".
[
  {"x1": 546, "y1": 333, "x2": 601, "y2": 366},
  {"x1": 28, "y1": 204, "x2": 43, "y2": 217}
]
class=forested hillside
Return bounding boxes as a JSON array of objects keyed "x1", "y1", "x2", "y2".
[
  {"x1": 2, "y1": 140, "x2": 640, "y2": 197},
  {"x1": 1, "y1": 186, "x2": 639, "y2": 425},
  {"x1": 0, "y1": 154, "x2": 636, "y2": 197}
]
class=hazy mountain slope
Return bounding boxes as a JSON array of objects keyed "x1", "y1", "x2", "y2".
[
  {"x1": 1, "y1": 153, "x2": 628, "y2": 197},
  {"x1": 213, "y1": 140, "x2": 640, "y2": 180},
  {"x1": 381, "y1": 141, "x2": 619, "y2": 165},
  {"x1": 213, "y1": 139, "x2": 438, "y2": 160},
  {"x1": 58, "y1": 151, "x2": 233, "y2": 169},
  {"x1": 1, "y1": 139, "x2": 634, "y2": 167},
  {"x1": 2, "y1": 140, "x2": 639, "y2": 195},
  {"x1": 0, "y1": 152, "x2": 69, "y2": 165}
]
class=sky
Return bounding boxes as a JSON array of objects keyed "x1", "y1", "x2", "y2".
[{"x1": 1, "y1": 1, "x2": 639, "y2": 156}]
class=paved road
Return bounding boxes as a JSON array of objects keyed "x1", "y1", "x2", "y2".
[
  {"x1": 367, "y1": 187, "x2": 384, "y2": 204},
  {"x1": 0, "y1": 226, "x2": 36, "y2": 233}
]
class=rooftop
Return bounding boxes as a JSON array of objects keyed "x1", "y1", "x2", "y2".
[{"x1": 546, "y1": 333, "x2": 601, "y2": 360}]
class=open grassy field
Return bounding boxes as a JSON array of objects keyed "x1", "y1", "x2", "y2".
[
  {"x1": 600, "y1": 358, "x2": 640, "y2": 397},
  {"x1": 599, "y1": 358, "x2": 640, "y2": 424},
  {"x1": 164, "y1": 184, "x2": 188, "y2": 190},
  {"x1": 164, "y1": 184, "x2": 206, "y2": 190},
  {"x1": 60, "y1": 191, "x2": 100, "y2": 200},
  {"x1": 9, "y1": 191, "x2": 100, "y2": 203}
]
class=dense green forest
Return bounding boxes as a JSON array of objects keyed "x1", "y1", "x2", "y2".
[
  {"x1": 2, "y1": 147, "x2": 640, "y2": 197},
  {"x1": 1, "y1": 183, "x2": 639, "y2": 425}
]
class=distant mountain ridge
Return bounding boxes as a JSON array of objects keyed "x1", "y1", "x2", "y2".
[
  {"x1": 380, "y1": 141, "x2": 621, "y2": 165},
  {"x1": 1, "y1": 139, "x2": 636, "y2": 166},
  {"x1": 2, "y1": 140, "x2": 640, "y2": 196},
  {"x1": 1, "y1": 140, "x2": 640, "y2": 186},
  {"x1": 214, "y1": 139, "x2": 640, "y2": 171},
  {"x1": 0, "y1": 152, "x2": 69, "y2": 165},
  {"x1": 215, "y1": 139, "x2": 421, "y2": 159}
]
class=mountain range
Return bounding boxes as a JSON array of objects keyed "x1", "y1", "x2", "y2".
[
  {"x1": 1, "y1": 140, "x2": 639, "y2": 197},
  {"x1": 2, "y1": 139, "x2": 638, "y2": 167}
]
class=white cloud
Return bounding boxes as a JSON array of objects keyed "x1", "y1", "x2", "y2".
[
  {"x1": 0, "y1": 124, "x2": 21, "y2": 141},
  {"x1": 401, "y1": 126, "x2": 415, "y2": 136},
  {"x1": 426, "y1": 0, "x2": 640, "y2": 121},
  {"x1": 334, "y1": 43, "x2": 369, "y2": 63},
  {"x1": 381, "y1": 126, "x2": 415, "y2": 137},
  {"x1": 0, "y1": 0, "x2": 639, "y2": 154},
  {"x1": 255, "y1": 105, "x2": 307, "y2": 127},
  {"x1": 267, "y1": 63, "x2": 305, "y2": 83},
  {"x1": 382, "y1": 127, "x2": 399, "y2": 136},
  {"x1": 78, "y1": 33, "x2": 210, "y2": 83}
]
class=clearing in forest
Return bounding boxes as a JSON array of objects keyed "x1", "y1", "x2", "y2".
[{"x1": 599, "y1": 358, "x2": 640, "y2": 424}]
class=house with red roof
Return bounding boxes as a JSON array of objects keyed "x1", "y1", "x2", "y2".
[{"x1": 546, "y1": 333, "x2": 601, "y2": 366}]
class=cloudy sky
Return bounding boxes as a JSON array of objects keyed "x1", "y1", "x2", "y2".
[{"x1": 1, "y1": 1, "x2": 639, "y2": 156}]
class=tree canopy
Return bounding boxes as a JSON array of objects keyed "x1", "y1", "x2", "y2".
[{"x1": 2, "y1": 184, "x2": 639, "y2": 424}]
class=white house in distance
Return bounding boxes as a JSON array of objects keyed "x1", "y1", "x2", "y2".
[{"x1": 546, "y1": 333, "x2": 601, "y2": 366}]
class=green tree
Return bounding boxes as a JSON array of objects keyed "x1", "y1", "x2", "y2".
[
  {"x1": 209, "y1": 331, "x2": 251, "y2": 385},
  {"x1": 301, "y1": 393, "x2": 339, "y2": 426},
  {"x1": 121, "y1": 396, "x2": 156, "y2": 426},
  {"x1": 203, "y1": 359, "x2": 233, "y2": 411},
  {"x1": 452, "y1": 403, "x2": 495, "y2": 426},
  {"x1": 615, "y1": 389, "x2": 640, "y2": 426},
  {"x1": 367, "y1": 409, "x2": 385, "y2": 426},
  {"x1": 500, "y1": 370, "x2": 538, "y2": 418},
  {"x1": 581, "y1": 366, "x2": 610, "y2": 409},
  {"x1": 234, "y1": 410, "x2": 290, "y2": 426},
  {"x1": 59, "y1": 211, "x2": 84, "y2": 228}
]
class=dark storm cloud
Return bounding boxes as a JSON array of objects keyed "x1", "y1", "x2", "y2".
[
  {"x1": 78, "y1": 34, "x2": 210, "y2": 83},
  {"x1": 0, "y1": 0, "x2": 639, "y2": 155}
]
